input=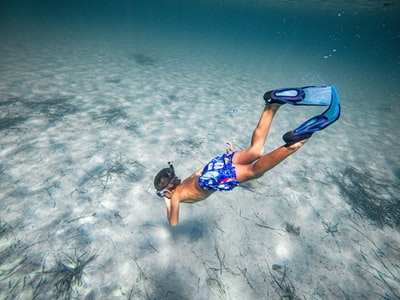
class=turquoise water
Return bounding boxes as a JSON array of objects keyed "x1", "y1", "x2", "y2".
[{"x1": 1, "y1": 1, "x2": 399, "y2": 299}]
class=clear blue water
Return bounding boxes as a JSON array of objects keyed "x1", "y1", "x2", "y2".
[
  {"x1": 1, "y1": 1, "x2": 399, "y2": 299},
  {"x1": 1, "y1": 1, "x2": 399, "y2": 103}
]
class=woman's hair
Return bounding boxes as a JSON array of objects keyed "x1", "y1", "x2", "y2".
[{"x1": 153, "y1": 163, "x2": 175, "y2": 191}]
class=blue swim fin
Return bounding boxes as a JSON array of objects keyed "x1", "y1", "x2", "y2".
[
  {"x1": 264, "y1": 86, "x2": 333, "y2": 106},
  {"x1": 282, "y1": 86, "x2": 341, "y2": 146}
]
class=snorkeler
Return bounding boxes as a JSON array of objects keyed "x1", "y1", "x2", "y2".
[{"x1": 154, "y1": 86, "x2": 340, "y2": 226}]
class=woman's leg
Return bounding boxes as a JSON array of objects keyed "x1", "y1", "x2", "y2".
[
  {"x1": 232, "y1": 104, "x2": 280, "y2": 165},
  {"x1": 235, "y1": 139, "x2": 307, "y2": 182}
]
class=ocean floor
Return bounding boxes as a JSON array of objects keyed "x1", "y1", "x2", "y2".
[{"x1": 1, "y1": 27, "x2": 400, "y2": 299}]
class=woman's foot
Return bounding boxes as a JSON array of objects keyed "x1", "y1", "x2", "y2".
[
  {"x1": 264, "y1": 103, "x2": 281, "y2": 112},
  {"x1": 286, "y1": 139, "x2": 308, "y2": 151}
]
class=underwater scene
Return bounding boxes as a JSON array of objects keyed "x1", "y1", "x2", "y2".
[{"x1": 1, "y1": 0, "x2": 399, "y2": 299}]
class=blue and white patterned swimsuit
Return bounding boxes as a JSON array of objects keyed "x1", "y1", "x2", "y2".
[{"x1": 198, "y1": 152, "x2": 239, "y2": 192}]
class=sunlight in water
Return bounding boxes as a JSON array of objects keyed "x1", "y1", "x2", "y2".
[{"x1": 276, "y1": 241, "x2": 291, "y2": 261}]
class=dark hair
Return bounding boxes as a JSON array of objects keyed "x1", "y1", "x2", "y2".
[{"x1": 154, "y1": 163, "x2": 175, "y2": 191}]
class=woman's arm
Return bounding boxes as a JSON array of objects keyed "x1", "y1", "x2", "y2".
[
  {"x1": 166, "y1": 196, "x2": 180, "y2": 226},
  {"x1": 164, "y1": 197, "x2": 171, "y2": 219}
]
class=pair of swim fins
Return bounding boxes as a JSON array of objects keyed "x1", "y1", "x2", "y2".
[{"x1": 264, "y1": 86, "x2": 341, "y2": 146}]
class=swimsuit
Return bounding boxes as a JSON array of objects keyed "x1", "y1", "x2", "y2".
[{"x1": 198, "y1": 152, "x2": 239, "y2": 192}]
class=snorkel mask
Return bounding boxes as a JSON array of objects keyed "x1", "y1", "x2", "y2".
[{"x1": 154, "y1": 162, "x2": 178, "y2": 197}]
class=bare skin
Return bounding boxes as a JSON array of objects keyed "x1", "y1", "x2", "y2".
[{"x1": 163, "y1": 104, "x2": 307, "y2": 226}]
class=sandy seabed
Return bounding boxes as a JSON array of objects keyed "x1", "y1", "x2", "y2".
[{"x1": 0, "y1": 33, "x2": 399, "y2": 299}]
